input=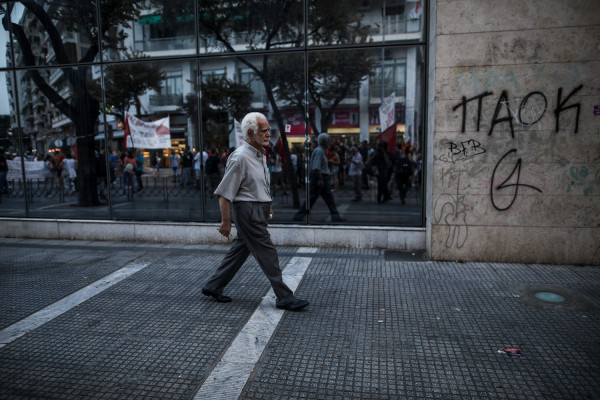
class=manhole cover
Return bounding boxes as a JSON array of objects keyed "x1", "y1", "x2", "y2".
[
  {"x1": 511, "y1": 285, "x2": 597, "y2": 311},
  {"x1": 534, "y1": 291, "x2": 566, "y2": 303}
]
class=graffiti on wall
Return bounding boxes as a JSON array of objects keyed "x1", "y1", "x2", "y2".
[
  {"x1": 567, "y1": 166, "x2": 600, "y2": 196},
  {"x1": 438, "y1": 139, "x2": 486, "y2": 164},
  {"x1": 490, "y1": 149, "x2": 543, "y2": 211},
  {"x1": 434, "y1": 168, "x2": 469, "y2": 248},
  {"x1": 436, "y1": 84, "x2": 585, "y2": 248},
  {"x1": 451, "y1": 85, "x2": 583, "y2": 136}
]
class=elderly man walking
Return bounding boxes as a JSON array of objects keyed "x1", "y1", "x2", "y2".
[{"x1": 202, "y1": 112, "x2": 309, "y2": 311}]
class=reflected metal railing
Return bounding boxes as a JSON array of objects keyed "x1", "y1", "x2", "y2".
[
  {"x1": 1, "y1": 176, "x2": 206, "y2": 204},
  {"x1": 1, "y1": 172, "x2": 421, "y2": 204},
  {"x1": 109, "y1": 175, "x2": 204, "y2": 203},
  {"x1": 0, "y1": 173, "x2": 424, "y2": 226}
]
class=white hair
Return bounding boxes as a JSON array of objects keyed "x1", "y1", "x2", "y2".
[{"x1": 241, "y1": 112, "x2": 267, "y2": 138}]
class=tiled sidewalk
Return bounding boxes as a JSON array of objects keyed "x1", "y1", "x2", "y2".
[{"x1": 0, "y1": 239, "x2": 598, "y2": 399}]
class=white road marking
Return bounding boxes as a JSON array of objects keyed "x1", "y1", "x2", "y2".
[
  {"x1": 194, "y1": 247, "x2": 317, "y2": 400},
  {"x1": 0, "y1": 260, "x2": 150, "y2": 348}
]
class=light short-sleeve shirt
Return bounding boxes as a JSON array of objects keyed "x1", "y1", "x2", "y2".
[
  {"x1": 214, "y1": 141, "x2": 272, "y2": 203},
  {"x1": 310, "y1": 145, "x2": 329, "y2": 174},
  {"x1": 348, "y1": 152, "x2": 363, "y2": 176}
]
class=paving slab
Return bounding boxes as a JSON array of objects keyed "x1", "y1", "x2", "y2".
[
  {"x1": 239, "y1": 259, "x2": 600, "y2": 399},
  {"x1": 0, "y1": 242, "x2": 145, "y2": 330},
  {"x1": 0, "y1": 239, "x2": 598, "y2": 399}
]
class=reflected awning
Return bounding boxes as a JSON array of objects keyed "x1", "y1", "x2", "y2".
[
  {"x1": 139, "y1": 14, "x2": 162, "y2": 24},
  {"x1": 94, "y1": 130, "x2": 124, "y2": 141},
  {"x1": 139, "y1": 13, "x2": 194, "y2": 24}
]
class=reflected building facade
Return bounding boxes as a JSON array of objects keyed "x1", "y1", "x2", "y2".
[{"x1": 0, "y1": 0, "x2": 426, "y2": 227}]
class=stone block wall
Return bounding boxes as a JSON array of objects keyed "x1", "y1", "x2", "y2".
[{"x1": 428, "y1": 0, "x2": 600, "y2": 264}]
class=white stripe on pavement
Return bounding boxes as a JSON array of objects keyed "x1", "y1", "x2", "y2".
[
  {"x1": 0, "y1": 260, "x2": 151, "y2": 348},
  {"x1": 194, "y1": 247, "x2": 317, "y2": 400}
]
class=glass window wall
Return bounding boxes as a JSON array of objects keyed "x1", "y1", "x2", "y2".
[
  {"x1": 110, "y1": 0, "x2": 197, "y2": 61},
  {"x1": 196, "y1": 0, "x2": 305, "y2": 54},
  {"x1": 0, "y1": 0, "x2": 426, "y2": 228},
  {"x1": 104, "y1": 58, "x2": 201, "y2": 222},
  {"x1": 290, "y1": 46, "x2": 424, "y2": 226},
  {"x1": 0, "y1": 68, "x2": 27, "y2": 217},
  {"x1": 5, "y1": 1, "x2": 99, "y2": 68},
  {"x1": 8, "y1": 63, "x2": 111, "y2": 220},
  {"x1": 308, "y1": 0, "x2": 425, "y2": 47},
  {"x1": 0, "y1": 7, "x2": 10, "y2": 69}
]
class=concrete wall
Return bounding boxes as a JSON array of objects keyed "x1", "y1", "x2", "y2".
[
  {"x1": 0, "y1": 218, "x2": 425, "y2": 251},
  {"x1": 428, "y1": 0, "x2": 600, "y2": 264}
]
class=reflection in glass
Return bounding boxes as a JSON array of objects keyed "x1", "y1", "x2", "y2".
[
  {"x1": 0, "y1": 6, "x2": 11, "y2": 69},
  {"x1": 102, "y1": 59, "x2": 201, "y2": 222},
  {"x1": 149, "y1": 70, "x2": 182, "y2": 108},
  {"x1": 294, "y1": 47, "x2": 425, "y2": 226},
  {"x1": 197, "y1": 0, "x2": 304, "y2": 53},
  {"x1": 0, "y1": 69, "x2": 26, "y2": 217},
  {"x1": 190, "y1": 53, "x2": 307, "y2": 222},
  {"x1": 239, "y1": 68, "x2": 267, "y2": 104},
  {"x1": 371, "y1": 57, "x2": 407, "y2": 100},
  {"x1": 1, "y1": 62, "x2": 110, "y2": 219},
  {"x1": 308, "y1": 0, "x2": 425, "y2": 47},
  {"x1": 3, "y1": 0, "x2": 99, "y2": 67},
  {"x1": 0, "y1": 1, "x2": 426, "y2": 228},
  {"x1": 117, "y1": 0, "x2": 197, "y2": 60}
]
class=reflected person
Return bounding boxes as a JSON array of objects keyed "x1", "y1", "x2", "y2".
[{"x1": 293, "y1": 133, "x2": 345, "y2": 222}]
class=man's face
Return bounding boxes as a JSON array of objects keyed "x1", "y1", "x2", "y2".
[{"x1": 248, "y1": 118, "x2": 271, "y2": 149}]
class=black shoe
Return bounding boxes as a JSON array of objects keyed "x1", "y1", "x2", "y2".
[
  {"x1": 276, "y1": 298, "x2": 309, "y2": 311},
  {"x1": 332, "y1": 216, "x2": 346, "y2": 222},
  {"x1": 202, "y1": 288, "x2": 232, "y2": 303}
]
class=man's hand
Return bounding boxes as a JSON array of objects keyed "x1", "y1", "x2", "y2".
[
  {"x1": 218, "y1": 196, "x2": 232, "y2": 238},
  {"x1": 218, "y1": 220, "x2": 232, "y2": 238}
]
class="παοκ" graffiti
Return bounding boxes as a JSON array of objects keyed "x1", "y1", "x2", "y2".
[{"x1": 452, "y1": 85, "x2": 583, "y2": 136}]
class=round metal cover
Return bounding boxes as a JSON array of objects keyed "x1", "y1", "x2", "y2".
[
  {"x1": 534, "y1": 291, "x2": 566, "y2": 303},
  {"x1": 511, "y1": 285, "x2": 597, "y2": 311}
]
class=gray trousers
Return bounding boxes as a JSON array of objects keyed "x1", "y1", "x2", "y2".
[{"x1": 203, "y1": 201, "x2": 295, "y2": 307}]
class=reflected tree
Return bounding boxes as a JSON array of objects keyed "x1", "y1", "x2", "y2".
[
  {"x1": 2, "y1": 0, "x2": 376, "y2": 208},
  {"x1": 0, "y1": 116, "x2": 11, "y2": 150},
  {"x1": 97, "y1": 52, "x2": 165, "y2": 123},
  {"x1": 190, "y1": 0, "x2": 373, "y2": 207},
  {"x1": 1, "y1": 0, "x2": 146, "y2": 206},
  {"x1": 181, "y1": 76, "x2": 251, "y2": 150},
  {"x1": 272, "y1": 50, "x2": 375, "y2": 135}
]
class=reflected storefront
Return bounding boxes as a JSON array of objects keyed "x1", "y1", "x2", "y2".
[{"x1": 0, "y1": 0, "x2": 426, "y2": 228}]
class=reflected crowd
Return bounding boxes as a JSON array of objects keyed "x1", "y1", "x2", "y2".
[
  {"x1": 0, "y1": 0, "x2": 427, "y2": 227},
  {"x1": 0, "y1": 135, "x2": 422, "y2": 225}
]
